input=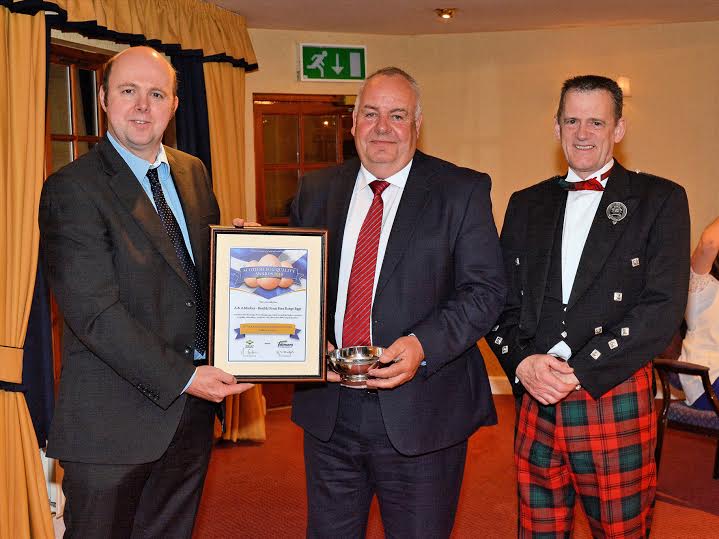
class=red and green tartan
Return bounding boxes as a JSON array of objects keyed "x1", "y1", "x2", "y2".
[{"x1": 515, "y1": 363, "x2": 656, "y2": 538}]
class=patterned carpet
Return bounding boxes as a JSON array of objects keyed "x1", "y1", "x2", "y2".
[{"x1": 193, "y1": 395, "x2": 719, "y2": 538}]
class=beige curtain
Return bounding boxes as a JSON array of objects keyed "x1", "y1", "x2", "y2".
[
  {"x1": 205, "y1": 62, "x2": 267, "y2": 442},
  {"x1": 0, "y1": 6, "x2": 54, "y2": 538},
  {"x1": 51, "y1": 0, "x2": 257, "y2": 65}
]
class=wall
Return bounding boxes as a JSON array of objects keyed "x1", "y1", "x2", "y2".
[{"x1": 246, "y1": 22, "x2": 719, "y2": 240}]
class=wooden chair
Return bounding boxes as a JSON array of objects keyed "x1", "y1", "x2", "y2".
[{"x1": 653, "y1": 356, "x2": 719, "y2": 479}]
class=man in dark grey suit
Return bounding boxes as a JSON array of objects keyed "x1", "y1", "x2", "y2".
[
  {"x1": 39, "y1": 46, "x2": 251, "y2": 538},
  {"x1": 290, "y1": 67, "x2": 506, "y2": 537},
  {"x1": 489, "y1": 75, "x2": 689, "y2": 537}
]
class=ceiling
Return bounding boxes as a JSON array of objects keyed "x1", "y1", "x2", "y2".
[{"x1": 210, "y1": 0, "x2": 719, "y2": 35}]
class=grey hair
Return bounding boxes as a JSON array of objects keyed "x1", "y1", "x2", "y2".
[{"x1": 355, "y1": 66, "x2": 422, "y2": 121}]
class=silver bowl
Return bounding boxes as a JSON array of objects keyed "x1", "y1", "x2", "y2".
[{"x1": 327, "y1": 346, "x2": 384, "y2": 384}]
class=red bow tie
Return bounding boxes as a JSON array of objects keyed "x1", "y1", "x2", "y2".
[{"x1": 558, "y1": 168, "x2": 612, "y2": 191}]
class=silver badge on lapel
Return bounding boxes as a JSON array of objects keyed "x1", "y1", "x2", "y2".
[{"x1": 606, "y1": 202, "x2": 627, "y2": 225}]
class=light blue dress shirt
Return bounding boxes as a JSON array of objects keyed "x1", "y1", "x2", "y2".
[
  {"x1": 106, "y1": 132, "x2": 196, "y2": 264},
  {"x1": 107, "y1": 133, "x2": 200, "y2": 391}
]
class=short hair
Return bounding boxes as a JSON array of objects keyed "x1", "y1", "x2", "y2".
[
  {"x1": 355, "y1": 66, "x2": 422, "y2": 121},
  {"x1": 101, "y1": 47, "x2": 178, "y2": 105},
  {"x1": 556, "y1": 75, "x2": 623, "y2": 122}
]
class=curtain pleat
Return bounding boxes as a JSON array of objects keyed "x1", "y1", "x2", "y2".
[
  {"x1": 171, "y1": 53, "x2": 213, "y2": 173},
  {"x1": 0, "y1": 6, "x2": 54, "y2": 538},
  {"x1": 0, "y1": 391, "x2": 54, "y2": 538},
  {"x1": 50, "y1": 0, "x2": 257, "y2": 68},
  {"x1": 204, "y1": 61, "x2": 266, "y2": 442},
  {"x1": 204, "y1": 62, "x2": 247, "y2": 224}
]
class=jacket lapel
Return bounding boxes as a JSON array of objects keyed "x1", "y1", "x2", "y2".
[
  {"x1": 525, "y1": 179, "x2": 567, "y2": 324},
  {"x1": 327, "y1": 159, "x2": 360, "y2": 307},
  {"x1": 100, "y1": 138, "x2": 190, "y2": 287},
  {"x1": 374, "y1": 151, "x2": 432, "y2": 299},
  {"x1": 567, "y1": 162, "x2": 639, "y2": 309},
  {"x1": 166, "y1": 149, "x2": 207, "y2": 285}
]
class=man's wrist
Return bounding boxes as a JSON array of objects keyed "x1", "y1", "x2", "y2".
[{"x1": 407, "y1": 333, "x2": 427, "y2": 366}]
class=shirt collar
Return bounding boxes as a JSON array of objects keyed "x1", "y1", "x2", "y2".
[
  {"x1": 356, "y1": 159, "x2": 413, "y2": 193},
  {"x1": 106, "y1": 131, "x2": 170, "y2": 182},
  {"x1": 565, "y1": 158, "x2": 614, "y2": 187}
]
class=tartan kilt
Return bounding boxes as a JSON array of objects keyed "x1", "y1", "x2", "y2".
[{"x1": 515, "y1": 363, "x2": 656, "y2": 538}]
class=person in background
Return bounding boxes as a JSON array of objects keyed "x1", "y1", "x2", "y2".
[
  {"x1": 489, "y1": 74, "x2": 690, "y2": 538},
  {"x1": 39, "y1": 46, "x2": 252, "y2": 538},
  {"x1": 290, "y1": 66, "x2": 506, "y2": 538},
  {"x1": 678, "y1": 216, "x2": 719, "y2": 410}
]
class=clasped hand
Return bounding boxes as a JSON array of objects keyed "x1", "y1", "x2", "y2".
[{"x1": 516, "y1": 354, "x2": 579, "y2": 405}]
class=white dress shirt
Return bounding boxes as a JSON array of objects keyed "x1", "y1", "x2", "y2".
[
  {"x1": 334, "y1": 161, "x2": 412, "y2": 348},
  {"x1": 547, "y1": 159, "x2": 614, "y2": 360}
]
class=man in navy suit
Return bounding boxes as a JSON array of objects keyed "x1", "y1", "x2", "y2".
[
  {"x1": 290, "y1": 67, "x2": 506, "y2": 537},
  {"x1": 489, "y1": 75, "x2": 689, "y2": 537}
]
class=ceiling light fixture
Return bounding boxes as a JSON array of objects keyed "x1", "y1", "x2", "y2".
[{"x1": 435, "y1": 8, "x2": 456, "y2": 20}]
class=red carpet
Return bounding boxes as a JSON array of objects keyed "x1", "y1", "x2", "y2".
[{"x1": 194, "y1": 395, "x2": 719, "y2": 538}]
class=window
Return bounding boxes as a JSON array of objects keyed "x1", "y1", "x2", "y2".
[
  {"x1": 46, "y1": 44, "x2": 108, "y2": 175},
  {"x1": 254, "y1": 94, "x2": 357, "y2": 225}
]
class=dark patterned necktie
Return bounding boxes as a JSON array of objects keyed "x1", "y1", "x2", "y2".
[
  {"x1": 342, "y1": 180, "x2": 390, "y2": 347},
  {"x1": 147, "y1": 167, "x2": 207, "y2": 357}
]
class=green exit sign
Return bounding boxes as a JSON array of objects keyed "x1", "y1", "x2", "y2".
[{"x1": 299, "y1": 44, "x2": 366, "y2": 82}]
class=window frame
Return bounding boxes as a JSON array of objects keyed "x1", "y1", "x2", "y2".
[
  {"x1": 46, "y1": 44, "x2": 109, "y2": 176},
  {"x1": 253, "y1": 93, "x2": 356, "y2": 225}
]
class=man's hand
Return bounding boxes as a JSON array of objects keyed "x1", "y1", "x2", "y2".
[
  {"x1": 325, "y1": 341, "x2": 341, "y2": 383},
  {"x1": 185, "y1": 366, "x2": 254, "y2": 402},
  {"x1": 232, "y1": 218, "x2": 261, "y2": 228},
  {"x1": 366, "y1": 335, "x2": 424, "y2": 389},
  {"x1": 516, "y1": 354, "x2": 577, "y2": 405}
]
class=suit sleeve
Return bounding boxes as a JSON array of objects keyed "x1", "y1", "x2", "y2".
[
  {"x1": 571, "y1": 185, "x2": 690, "y2": 398},
  {"x1": 411, "y1": 174, "x2": 507, "y2": 376},
  {"x1": 39, "y1": 172, "x2": 197, "y2": 409},
  {"x1": 487, "y1": 191, "x2": 543, "y2": 393}
]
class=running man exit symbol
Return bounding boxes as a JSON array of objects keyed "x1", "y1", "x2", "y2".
[{"x1": 299, "y1": 44, "x2": 366, "y2": 81}]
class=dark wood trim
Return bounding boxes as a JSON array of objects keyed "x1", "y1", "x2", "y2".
[
  {"x1": 253, "y1": 93, "x2": 355, "y2": 225},
  {"x1": 50, "y1": 43, "x2": 110, "y2": 69},
  {"x1": 255, "y1": 93, "x2": 354, "y2": 106}
]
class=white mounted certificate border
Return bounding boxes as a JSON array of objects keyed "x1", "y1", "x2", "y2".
[{"x1": 209, "y1": 226, "x2": 327, "y2": 381}]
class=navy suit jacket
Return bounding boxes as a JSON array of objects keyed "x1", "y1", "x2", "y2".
[
  {"x1": 290, "y1": 151, "x2": 506, "y2": 456},
  {"x1": 488, "y1": 162, "x2": 690, "y2": 398},
  {"x1": 39, "y1": 136, "x2": 219, "y2": 464}
]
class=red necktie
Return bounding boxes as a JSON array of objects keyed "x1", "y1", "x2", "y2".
[
  {"x1": 342, "y1": 180, "x2": 390, "y2": 348},
  {"x1": 558, "y1": 168, "x2": 612, "y2": 191}
]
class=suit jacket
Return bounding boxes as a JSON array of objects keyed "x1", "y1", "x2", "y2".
[
  {"x1": 39, "y1": 136, "x2": 219, "y2": 464},
  {"x1": 289, "y1": 151, "x2": 506, "y2": 456},
  {"x1": 488, "y1": 162, "x2": 690, "y2": 399}
]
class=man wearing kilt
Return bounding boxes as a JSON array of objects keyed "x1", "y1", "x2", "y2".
[{"x1": 489, "y1": 75, "x2": 690, "y2": 538}]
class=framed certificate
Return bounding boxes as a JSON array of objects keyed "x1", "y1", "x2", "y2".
[{"x1": 209, "y1": 226, "x2": 327, "y2": 381}]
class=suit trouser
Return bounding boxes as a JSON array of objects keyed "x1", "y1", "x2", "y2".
[
  {"x1": 60, "y1": 395, "x2": 216, "y2": 539},
  {"x1": 303, "y1": 386, "x2": 467, "y2": 539},
  {"x1": 515, "y1": 363, "x2": 656, "y2": 539}
]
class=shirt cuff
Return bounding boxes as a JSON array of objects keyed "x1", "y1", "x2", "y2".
[
  {"x1": 182, "y1": 368, "x2": 198, "y2": 394},
  {"x1": 547, "y1": 340, "x2": 572, "y2": 361}
]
